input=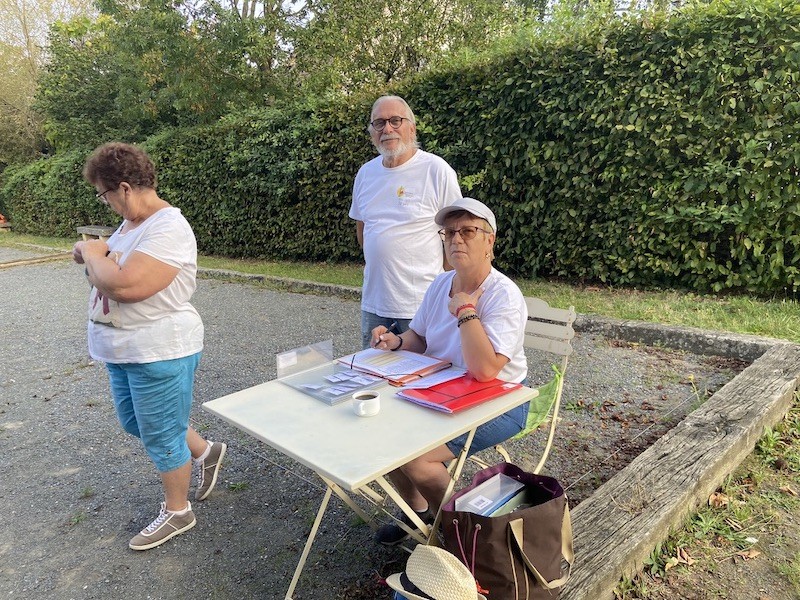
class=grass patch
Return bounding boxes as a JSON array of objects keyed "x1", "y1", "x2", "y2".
[
  {"x1": 616, "y1": 394, "x2": 800, "y2": 599},
  {"x1": 778, "y1": 552, "x2": 800, "y2": 590},
  {"x1": 199, "y1": 255, "x2": 364, "y2": 287},
  {"x1": 0, "y1": 232, "x2": 75, "y2": 251},
  {"x1": 514, "y1": 280, "x2": 800, "y2": 343},
  {"x1": 2, "y1": 232, "x2": 798, "y2": 342},
  {"x1": 69, "y1": 511, "x2": 87, "y2": 526}
]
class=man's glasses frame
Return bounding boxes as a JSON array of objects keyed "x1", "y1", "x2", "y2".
[
  {"x1": 438, "y1": 226, "x2": 493, "y2": 242},
  {"x1": 369, "y1": 116, "x2": 411, "y2": 132}
]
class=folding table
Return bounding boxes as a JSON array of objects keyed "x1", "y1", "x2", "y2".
[{"x1": 202, "y1": 364, "x2": 538, "y2": 599}]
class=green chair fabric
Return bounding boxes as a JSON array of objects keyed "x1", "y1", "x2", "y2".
[{"x1": 513, "y1": 366, "x2": 562, "y2": 440}]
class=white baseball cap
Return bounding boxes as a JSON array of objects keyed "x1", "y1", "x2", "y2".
[{"x1": 435, "y1": 198, "x2": 497, "y2": 233}]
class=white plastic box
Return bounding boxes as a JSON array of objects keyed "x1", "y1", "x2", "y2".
[{"x1": 455, "y1": 473, "x2": 525, "y2": 515}]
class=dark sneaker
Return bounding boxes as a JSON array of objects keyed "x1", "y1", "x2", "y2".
[
  {"x1": 195, "y1": 441, "x2": 226, "y2": 501},
  {"x1": 129, "y1": 502, "x2": 196, "y2": 551},
  {"x1": 375, "y1": 508, "x2": 435, "y2": 546}
]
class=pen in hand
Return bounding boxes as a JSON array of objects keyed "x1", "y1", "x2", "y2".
[{"x1": 372, "y1": 321, "x2": 399, "y2": 348}]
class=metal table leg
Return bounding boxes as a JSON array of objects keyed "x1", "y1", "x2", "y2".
[{"x1": 284, "y1": 486, "x2": 333, "y2": 599}]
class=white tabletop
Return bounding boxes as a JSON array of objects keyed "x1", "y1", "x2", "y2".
[{"x1": 203, "y1": 366, "x2": 538, "y2": 491}]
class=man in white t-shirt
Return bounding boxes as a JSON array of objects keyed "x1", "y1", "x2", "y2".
[{"x1": 350, "y1": 95, "x2": 462, "y2": 348}]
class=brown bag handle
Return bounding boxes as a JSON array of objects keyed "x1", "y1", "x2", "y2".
[{"x1": 508, "y1": 503, "x2": 574, "y2": 590}]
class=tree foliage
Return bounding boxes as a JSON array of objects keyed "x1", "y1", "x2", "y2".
[
  {"x1": 290, "y1": 0, "x2": 526, "y2": 95},
  {"x1": 35, "y1": 0, "x2": 304, "y2": 150},
  {"x1": 33, "y1": 0, "x2": 532, "y2": 149},
  {"x1": 0, "y1": 0, "x2": 93, "y2": 166},
  {"x1": 7, "y1": 0, "x2": 799, "y2": 295}
]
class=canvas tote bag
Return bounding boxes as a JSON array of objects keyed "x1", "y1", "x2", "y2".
[{"x1": 441, "y1": 462, "x2": 573, "y2": 600}]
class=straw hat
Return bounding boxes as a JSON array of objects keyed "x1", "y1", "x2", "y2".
[{"x1": 386, "y1": 545, "x2": 487, "y2": 600}]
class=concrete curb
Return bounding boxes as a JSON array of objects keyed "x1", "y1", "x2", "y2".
[
  {"x1": 198, "y1": 267, "x2": 362, "y2": 301},
  {"x1": 198, "y1": 267, "x2": 788, "y2": 360},
  {"x1": 574, "y1": 314, "x2": 789, "y2": 362}
]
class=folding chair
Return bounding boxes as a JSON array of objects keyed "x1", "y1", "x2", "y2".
[{"x1": 473, "y1": 297, "x2": 576, "y2": 474}]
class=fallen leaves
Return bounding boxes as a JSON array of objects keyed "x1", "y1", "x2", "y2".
[
  {"x1": 735, "y1": 548, "x2": 761, "y2": 560},
  {"x1": 664, "y1": 547, "x2": 695, "y2": 571},
  {"x1": 708, "y1": 491, "x2": 729, "y2": 508}
]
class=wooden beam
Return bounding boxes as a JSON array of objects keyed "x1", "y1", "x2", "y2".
[
  {"x1": 0, "y1": 252, "x2": 72, "y2": 269},
  {"x1": 561, "y1": 343, "x2": 800, "y2": 599}
]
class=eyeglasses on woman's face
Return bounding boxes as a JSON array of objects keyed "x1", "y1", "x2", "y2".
[
  {"x1": 95, "y1": 186, "x2": 117, "y2": 204},
  {"x1": 369, "y1": 116, "x2": 411, "y2": 132},
  {"x1": 438, "y1": 226, "x2": 492, "y2": 242}
]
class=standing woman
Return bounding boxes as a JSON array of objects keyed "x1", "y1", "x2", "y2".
[{"x1": 73, "y1": 142, "x2": 226, "y2": 551}]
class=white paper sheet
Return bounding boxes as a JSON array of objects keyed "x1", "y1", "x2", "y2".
[{"x1": 400, "y1": 368, "x2": 467, "y2": 389}]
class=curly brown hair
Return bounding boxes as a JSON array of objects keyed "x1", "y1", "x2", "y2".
[{"x1": 83, "y1": 142, "x2": 157, "y2": 190}]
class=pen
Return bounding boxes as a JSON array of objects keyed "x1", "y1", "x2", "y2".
[{"x1": 373, "y1": 321, "x2": 399, "y2": 348}]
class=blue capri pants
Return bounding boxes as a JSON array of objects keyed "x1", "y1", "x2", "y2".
[{"x1": 106, "y1": 352, "x2": 201, "y2": 473}]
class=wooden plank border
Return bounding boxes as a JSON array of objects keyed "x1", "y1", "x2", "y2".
[
  {"x1": 0, "y1": 252, "x2": 72, "y2": 269},
  {"x1": 561, "y1": 341, "x2": 800, "y2": 599}
]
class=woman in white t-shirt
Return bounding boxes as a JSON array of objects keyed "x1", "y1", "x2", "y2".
[
  {"x1": 72, "y1": 143, "x2": 226, "y2": 551},
  {"x1": 370, "y1": 197, "x2": 529, "y2": 545}
]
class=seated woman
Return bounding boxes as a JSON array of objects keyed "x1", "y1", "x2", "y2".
[{"x1": 371, "y1": 197, "x2": 528, "y2": 545}]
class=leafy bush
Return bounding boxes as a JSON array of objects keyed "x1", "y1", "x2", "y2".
[
  {"x1": 2, "y1": 0, "x2": 798, "y2": 294},
  {"x1": 1, "y1": 147, "x2": 111, "y2": 235}
]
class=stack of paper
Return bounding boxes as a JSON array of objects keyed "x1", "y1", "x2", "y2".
[
  {"x1": 455, "y1": 473, "x2": 526, "y2": 515},
  {"x1": 336, "y1": 348, "x2": 452, "y2": 386}
]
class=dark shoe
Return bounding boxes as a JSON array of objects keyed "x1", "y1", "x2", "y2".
[{"x1": 375, "y1": 508, "x2": 434, "y2": 546}]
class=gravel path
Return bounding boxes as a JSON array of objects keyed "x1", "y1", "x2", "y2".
[{"x1": 0, "y1": 249, "x2": 745, "y2": 599}]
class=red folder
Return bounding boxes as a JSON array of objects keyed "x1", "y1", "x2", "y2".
[{"x1": 397, "y1": 376, "x2": 522, "y2": 414}]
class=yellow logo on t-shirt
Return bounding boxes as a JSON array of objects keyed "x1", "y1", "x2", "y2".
[{"x1": 396, "y1": 186, "x2": 405, "y2": 198}]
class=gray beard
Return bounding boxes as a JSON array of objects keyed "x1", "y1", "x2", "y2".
[{"x1": 375, "y1": 139, "x2": 419, "y2": 158}]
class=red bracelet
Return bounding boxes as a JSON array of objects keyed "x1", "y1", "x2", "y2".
[{"x1": 455, "y1": 303, "x2": 476, "y2": 317}]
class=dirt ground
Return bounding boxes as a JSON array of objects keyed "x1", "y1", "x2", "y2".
[{"x1": 2, "y1": 247, "x2": 790, "y2": 600}]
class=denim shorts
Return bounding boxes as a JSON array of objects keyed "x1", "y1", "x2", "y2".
[
  {"x1": 445, "y1": 401, "x2": 529, "y2": 457},
  {"x1": 106, "y1": 352, "x2": 201, "y2": 472},
  {"x1": 360, "y1": 311, "x2": 412, "y2": 350}
]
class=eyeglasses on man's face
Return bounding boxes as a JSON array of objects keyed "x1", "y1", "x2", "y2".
[
  {"x1": 438, "y1": 226, "x2": 492, "y2": 242},
  {"x1": 95, "y1": 186, "x2": 117, "y2": 204},
  {"x1": 369, "y1": 116, "x2": 410, "y2": 132}
]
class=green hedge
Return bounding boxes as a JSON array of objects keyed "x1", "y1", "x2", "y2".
[
  {"x1": 2, "y1": 0, "x2": 799, "y2": 294},
  {"x1": 1, "y1": 147, "x2": 111, "y2": 235},
  {"x1": 412, "y1": 0, "x2": 800, "y2": 293},
  {"x1": 145, "y1": 97, "x2": 377, "y2": 261}
]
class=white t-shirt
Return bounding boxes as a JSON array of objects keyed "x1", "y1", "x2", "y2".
[
  {"x1": 409, "y1": 268, "x2": 528, "y2": 383},
  {"x1": 87, "y1": 207, "x2": 204, "y2": 364},
  {"x1": 350, "y1": 150, "x2": 461, "y2": 319}
]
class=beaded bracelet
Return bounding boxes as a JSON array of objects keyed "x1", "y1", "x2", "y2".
[
  {"x1": 391, "y1": 335, "x2": 404, "y2": 351},
  {"x1": 457, "y1": 314, "x2": 480, "y2": 327},
  {"x1": 455, "y1": 303, "x2": 476, "y2": 318},
  {"x1": 456, "y1": 308, "x2": 477, "y2": 320}
]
